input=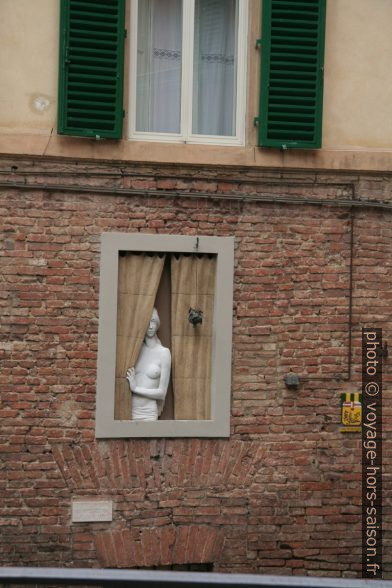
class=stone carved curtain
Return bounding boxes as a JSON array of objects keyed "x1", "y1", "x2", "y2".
[
  {"x1": 171, "y1": 255, "x2": 216, "y2": 419},
  {"x1": 115, "y1": 253, "x2": 165, "y2": 419}
]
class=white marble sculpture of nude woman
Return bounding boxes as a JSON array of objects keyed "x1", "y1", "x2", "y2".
[{"x1": 126, "y1": 308, "x2": 171, "y2": 421}]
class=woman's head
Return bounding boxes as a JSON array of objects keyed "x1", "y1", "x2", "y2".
[{"x1": 146, "y1": 307, "x2": 160, "y2": 338}]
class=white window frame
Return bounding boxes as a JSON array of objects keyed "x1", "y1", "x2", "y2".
[
  {"x1": 128, "y1": 0, "x2": 248, "y2": 146},
  {"x1": 95, "y1": 233, "x2": 234, "y2": 439}
]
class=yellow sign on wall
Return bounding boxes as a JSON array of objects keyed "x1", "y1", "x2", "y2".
[{"x1": 341, "y1": 392, "x2": 362, "y2": 433}]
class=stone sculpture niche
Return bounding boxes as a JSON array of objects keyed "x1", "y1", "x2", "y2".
[
  {"x1": 96, "y1": 234, "x2": 235, "y2": 438},
  {"x1": 114, "y1": 251, "x2": 216, "y2": 422},
  {"x1": 126, "y1": 308, "x2": 171, "y2": 421}
]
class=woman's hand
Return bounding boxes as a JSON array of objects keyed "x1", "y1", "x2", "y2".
[{"x1": 126, "y1": 367, "x2": 137, "y2": 392}]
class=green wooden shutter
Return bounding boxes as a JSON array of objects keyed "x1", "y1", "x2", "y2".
[
  {"x1": 257, "y1": 0, "x2": 326, "y2": 149},
  {"x1": 58, "y1": 0, "x2": 125, "y2": 139}
]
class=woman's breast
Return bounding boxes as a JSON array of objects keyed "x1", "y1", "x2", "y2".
[{"x1": 145, "y1": 363, "x2": 161, "y2": 379}]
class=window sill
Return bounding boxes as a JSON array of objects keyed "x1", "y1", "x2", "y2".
[
  {"x1": 96, "y1": 419, "x2": 229, "y2": 439},
  {"x1": 129, "y1": 132, "x2": 245, "y2": 147}
]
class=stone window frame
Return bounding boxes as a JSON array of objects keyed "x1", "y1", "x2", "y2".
[{"x1": 95, "y1": 232, "x2": 234, "y2": 438}]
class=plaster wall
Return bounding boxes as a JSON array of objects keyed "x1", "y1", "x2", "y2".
[
  {"x1": 0, "y1": 0, "x2": 59, "y2": 134},
  {"x1": 323, "y1": 0, "x2": 392, "y2": 149},
  {"x1": 0, "y1": 0, "x2": 391, "y2": 164}
]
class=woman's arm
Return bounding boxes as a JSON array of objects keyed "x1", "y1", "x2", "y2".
[
  {"x1": 132, "y1": 386, "x2": 165, "y2": 400},
  {"x1": 127, "y1": 349, "x2": 171, "y2": 401}
]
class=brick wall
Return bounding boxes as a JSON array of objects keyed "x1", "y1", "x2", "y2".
[{"x1": 0, "y1": 157, "x2": 391, "y2": 577}]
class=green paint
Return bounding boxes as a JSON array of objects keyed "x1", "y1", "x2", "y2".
[
  {"x1": 258, "y1": 0, "x2": 326, "y2": 149},
  {"x1": 58, "y1": 0, "x2": 125, "y2": 139}
]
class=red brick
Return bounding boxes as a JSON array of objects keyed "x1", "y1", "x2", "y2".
[{"x1": 1, "y1": 159, "x2": 391, "y2": 577}]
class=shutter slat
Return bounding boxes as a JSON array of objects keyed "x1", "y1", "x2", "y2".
[
  {"x1": 69, "y1": 92, "x2": 117, "y2": 99},
  {"x1": 271, "y1": 102, "x2": 314, "y2": 112},
  {"x1": 272, "y1": 64, "x2": 317, "y2": 71},
  {"x1": 271, "y1": 30, "x2": 319, "y2": 38},
  {"x1": 272, "y1": 44, "x2": 319, "y2": 51},
  {"x1": 269, "y1": 119, "x2": 316, "y2": 126},
  {"x1": 68, "y1": 74, "x2": 117, "y2": 83},
  {"x1": 69, "y1": 103, "x2": 117, "y2": 112},
  {"x1": 58, "y1": 0, "x2": 125, "y2": 138},
  {"x1": 70, "y1": 9, "x2": 118, "y2": 18},
  {"x1": 274, "y1": 0, "x2": 320, "y2": 5},
  {"x1": 70, "y1": 31, "x2": 118, "y2": 40},
  {"x1": 258, "y1": 0, "x2": 326, "y2": 148},
  {"x1": 69, "y1": 38, "x2": 118, "y2": 47},
  {"x1": 68, "y1": 80, "x2": 117, "y2": 89},
  {"x1": 271, "y1": 54, "x2": 317, "y2": 63},
  {"x1": 70, "y1": 48, "x2": 117, "y2": 57},
  {"x1": 69, "y1": 60, "x2": 118, "y2": 68},
  {"x1": 69, "y1": 64, "x2": 118, "y2": 72},
  {"x1": 270, "y1": 111, "x2": 316, "y2": 118},
  {"x1": 70, "y1": 18, "x2": 118, "y2": 29},
  {"x1": 72, "y1": 1, "x2": 119, "y2": 11},
  {"x1": 274, "y1": 9, "x2": 318, "y2": 15}
]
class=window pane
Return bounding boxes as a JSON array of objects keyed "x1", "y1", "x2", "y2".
[
  {"x1": 192, "y1": 0, "x2": 237, "y2": 136},
  {"x1": 136, "y1": 0, "x2": 182, "y2": 133}
]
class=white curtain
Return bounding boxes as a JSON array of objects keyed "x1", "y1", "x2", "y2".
[
  {"x1": 136, "y1": 0, "x2": 182, "y2": 133},
  {"x1": 192, "y1": 0, "x2": 237, "y2": 136}
]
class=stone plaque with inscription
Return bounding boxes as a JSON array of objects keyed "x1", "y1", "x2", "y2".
[{"x1": 72, "y1": 500, "x2": 113, "y2": 523}]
